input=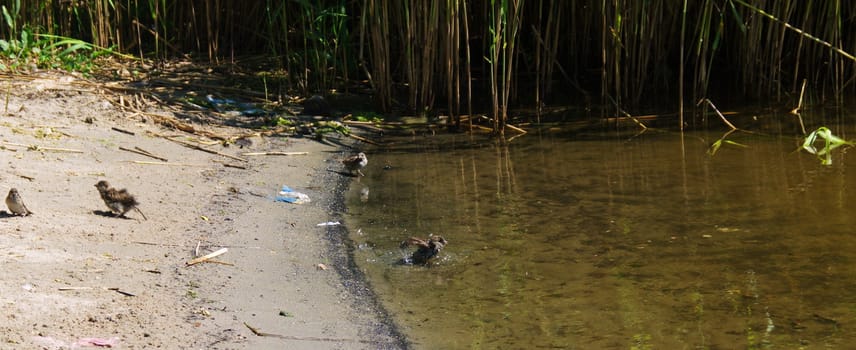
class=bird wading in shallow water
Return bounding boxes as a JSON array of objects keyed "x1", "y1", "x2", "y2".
[
  {"x1": 6, "y1": 188, "x2": 33, "y2": 216},
  {"x1": 342, "y1": 152, "x2": 368, "y2": 177},
  {"x1": 94, "y1": 180, "x2": 147, "y2": 220},
  {"x1": 400, "y1": 235, "x2": 448, "y2": 265}
]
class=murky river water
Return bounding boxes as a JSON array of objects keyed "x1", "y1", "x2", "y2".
[{"x1": 344, "y1": 120, "x2": 856, "y2": 349}]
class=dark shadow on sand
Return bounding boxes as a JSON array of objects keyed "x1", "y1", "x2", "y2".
[{"x1": 92, "y1": 210, "x2": 133, "y2": 219}]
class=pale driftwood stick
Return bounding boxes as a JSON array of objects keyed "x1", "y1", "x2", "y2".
[
  {"x1": 469, "y1": 125, "x2": 494, "y2": 132},
  {"x1": 505, "y1": 123, "x2": 528, "y2": 135},
  {"x1": 111, "y1": 126, "x2": 135, "y2": 135},
  {"x1": 342, "y1": 120, "x2": 386, "y2": 132},
  {"x1": 58, "y1": 287, "x2": 94, "y2": 291},
  {"x1": 163, "y1": 136, "x2": 248, "y2": 162},
  {"x1": 507, "y1": 132, "x2": 526, "y2": 143},
  {"x1": 342, "y1": 120, "x2": 376, "y2": 125},
  {"x1": 194, "y1": 241, "x2": 201, "y2": 257},
  {"x1": 241, "y1": 151, "x2": 309, "y2": 156},
  {"x1": 119, "y1": 146, "x2": 169, "y2": 162},
  {"x1": 128, "y1": 160, "x2": 208, "y2": 167},
  {"x1": 186, "y1": 247, "x2": 228, "y2": 266}
]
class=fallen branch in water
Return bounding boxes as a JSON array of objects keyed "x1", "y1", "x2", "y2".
[
  {"x1": 504, "y1": 123, "x2": 528, "y2": 135},
  {"x1": 700, "y1": 99, "x2": 738, "y2": 130}
]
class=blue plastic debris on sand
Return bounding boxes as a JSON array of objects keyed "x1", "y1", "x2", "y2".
[{"x1": 275, "y1": 185, "x2": 310, "y2": 204}]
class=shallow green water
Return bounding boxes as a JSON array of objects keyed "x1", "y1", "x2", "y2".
[{"x1": 345, "y1": 125, "x2": 856, "y2": 349}]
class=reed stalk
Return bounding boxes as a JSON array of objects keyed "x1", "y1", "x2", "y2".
[{"x1": 0, "y1": 0, "x2": 854, "y2": 131}]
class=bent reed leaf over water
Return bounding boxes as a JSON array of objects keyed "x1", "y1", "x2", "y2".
[
  {"x1": 801, "y1": 127, "x2": 856, "y2": 165},
  {"x1": 3, "y1": 1, "x2": 856, "y2": 132}
]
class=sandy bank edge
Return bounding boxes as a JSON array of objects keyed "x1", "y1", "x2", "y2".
[
  {"x1": 186, "y1": 136, "x2": 409, "y2": 350},
  {"x1": 0, "y1": 78, "x2": 406, "y2": 350}
]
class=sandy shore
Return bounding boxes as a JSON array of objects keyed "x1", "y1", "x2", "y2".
[{"x1": 0, "y1": 75, "x2": 404, "y2": 349}]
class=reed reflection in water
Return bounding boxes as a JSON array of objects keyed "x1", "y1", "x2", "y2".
[{"x1": 345, "y1": 130, "x2": 856, "y2": 349}]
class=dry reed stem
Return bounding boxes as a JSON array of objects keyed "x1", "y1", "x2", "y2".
[
  {"x1": 161, "y1": 136, "x2": 248, "y2": 162},
  {"x1": 2, "y1": 142, "x2": 84, "y2": 153},
  {"x1": 186, "y1": 248, "x2": 229, "y2": 266},
  {"x1": 128, "y1": 161, "x2": 207, "y2": 167},
  {"x1": 242, "y1": 322, "x2": 377, "y2": 344},
  {"x1": 111, "y1": 127, "x2": 136, "y2": 135},
  {"x1": 701, "y1": 99, "x2": 738, "y2": 130},
  {"x1": 119, "y1": 146, "x2": 168, "y2": 162},
  {"x1": 241, "y1": 151, "x2": 308, "y2": 156}
]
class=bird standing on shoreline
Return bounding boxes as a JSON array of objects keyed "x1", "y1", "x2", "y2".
[
  {"x1": 342, "y1": 152, "x2": 368, "y2": 177},
  {"x1": 94, "y1": 180, "x2": 147, "y2": 220},
  {"x1": 6, "y1": 188, "x2": 33, "y2": 216}
]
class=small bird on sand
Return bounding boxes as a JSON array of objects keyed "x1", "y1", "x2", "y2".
[
  {"x1": 94, "y1": 180, "x2": 147, "y2": 220},
  {"x1": 400, "y1": 235, "x2": 448, "y2": 265},
  {"x1": 342, "y1": 152, "x2": 368, "y2": 177},
  {"x1": 6, "y1": 188, "x2": 33, "y2": 216}
]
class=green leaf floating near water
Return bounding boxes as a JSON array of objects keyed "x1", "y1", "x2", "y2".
[
  {"x1": 708, "y1": 129, "x2": 748, "y2": 156},
  {"x1": 801, "y1": 127, "x2": 855, "y2": 165}
]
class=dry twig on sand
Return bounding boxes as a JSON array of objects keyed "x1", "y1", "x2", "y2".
[
  {"x1": 186, "y1": 248, "x2": 229, "y2": 266},
  {"x1": 223, "y1": 163, "x2": 247, "y2": 169},
  {"x1": 3, "y1": 142, "x2": 83, "y2": 153},
  {"x1": 242, "y1": 322, "x2": 376, "y2": 344},
  {"x1": 161, "y1": 136, "x2": 248, "y2": 162},
  {"x1": 128, "y1": 160, "x2": 208, "y2": 167},
  {"x1": 119, "y1": 146, "x2": 169, "y2": 161},
  {"x1": 111, "y1": 127, "x2": 136, "y2": 135},
  {"x1": 58, "y1": 286, "x2": 135, "y2": 296},
  {"x1": 241, "y1": 151, "x2": 308, "y2": 156}
]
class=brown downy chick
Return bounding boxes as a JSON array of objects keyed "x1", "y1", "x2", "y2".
[
  {"x1": 400, "y1": 235, "x2": 448, "y2": 265},
  {"x1": 94, "y1": 180, "x2": 147, "y2": 220},
  {"x1": 342, "y1": 152, "x2": 368, "y2": 177}
]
